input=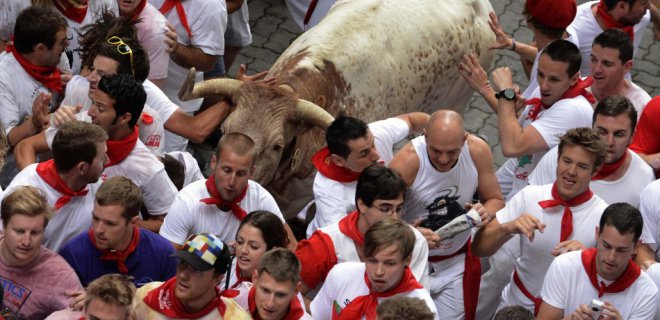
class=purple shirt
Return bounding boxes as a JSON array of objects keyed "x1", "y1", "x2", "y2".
[{"x1": 59, "y1": 228, "x2": 177, "y2": 287}]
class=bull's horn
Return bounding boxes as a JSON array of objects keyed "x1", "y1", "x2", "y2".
[
  {"x1": 295, "y1": 99, "x2": 334, "y2": 128},
  {"x1": 178, "y1": 67, "x2": 242, "y2": 101}
]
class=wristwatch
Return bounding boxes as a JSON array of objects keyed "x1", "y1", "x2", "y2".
[{"x1": 495, "y1": 88, "x2": 516, "y2": 101}]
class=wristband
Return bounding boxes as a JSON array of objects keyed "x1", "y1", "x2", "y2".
[{"x1": 510, "y1": 38, "x2": 516, "y2": 51}]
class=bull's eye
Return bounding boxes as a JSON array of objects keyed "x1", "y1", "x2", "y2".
[{"x1": 273, "y1": 144, "x2": 283, "y2": 152}]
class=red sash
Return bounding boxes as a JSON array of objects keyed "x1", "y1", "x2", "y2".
[
  {"x1": 335, "y1": 267, "x2": 423, "y2": 320},
  {"x1": 525, "y1": 77, "x2": 595, "y2": 121},
  {"x1": 36, "y1": 159, "x2": 88, "y2": 210},
  {"x1": 199, "y1": 175, "x2": 248, "y2": 220},
  {"x1": 513, "y1": 268, "x2": 543, "y2": 315},
  {"x1": 338, "y1": 211, "x2": 364, "y2": 246},
  {"x1": 88, "y1": 225, "x2": 140, "y2": 274},
  {"x1": 581, "y1": 247, "x2": 640, "y2": 297},
  {"x1": 538, "y1": 182, "x2": 594, "y2": 242},
  {"x1": 159, "y1": 0, "x2": 193, "y2": 40},
  {"x1": 591, "y1": 151, "x2": 628, "y2": 180},
  {"x1": 427, "y1": 238, "x2": 481, "y2": 320},
  {"x1": 312, "y1": 147, "x2": 360, "y2": 183},
  {"x1": 53, "y1": 0, "x2": 88, "y2": 24},
  {"x1": 248, "y1": 286, "x2": 305, "y2": 320},
  {"x1": 6, "y1": 44, "x2": 63, "y2": 93},
  {"x1": 105, "y1": 126, "x2": 139, "y2": 167},
  {"x1": 596, "y1": 0, "x2": 635, "y2": 41},
  {"x1": 143, "y1": 277, "x2": 227, "y2": 317}
]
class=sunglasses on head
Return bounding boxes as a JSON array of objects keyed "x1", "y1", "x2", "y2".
[{"x1": 106, "y1": 36, "x2": 135, "y2": 77}]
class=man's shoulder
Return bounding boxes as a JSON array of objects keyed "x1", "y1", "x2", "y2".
[
  {"x1": 60, "y1": 231, "x2": 94, "y2": 255},
  {"x1": 329, "y1": 261, "x2": 364, "y2": 277},
  {"x1": 139, "y1": 228, "x2": 176, "y2": 253},
  {"x1": 628, "y1": 150, "x2": 654, "y2": 176}
]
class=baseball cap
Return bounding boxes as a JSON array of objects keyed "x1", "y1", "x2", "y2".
[
  {"x1": 526, "y1": 0, "x2": 577, "y2": 29},
  {"x1": 172, "y1": 233, "x2": 231, "y2": 272}
]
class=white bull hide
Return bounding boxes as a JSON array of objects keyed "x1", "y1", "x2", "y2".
[{"x1": 271, "y1": 0, "x2": 495, "y2": 123}]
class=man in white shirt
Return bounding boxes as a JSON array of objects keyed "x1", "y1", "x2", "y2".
[
  {"x1": 588, "y1": 28, "x2": 651, "y2": 115},
  {"x1": 569, "y1": 0, "x2": 650, "y2": 78},
  {"x1": 473, "y1": 128, "x2": 609, "y2": 315},
  {"x1": 636, "y1": 180, "x2": 660, "y2": 267},
  {"x1": 537, "y1": 203, "x2": 658, "y2": 319},
  {"x1": 0, "y1": 7, "x2": 70, "y2": 186},
  {"x1": 389, "y1": 110, "x2": 504, "y2": 320},
  {"x1": 306, "y1": 113, "x2": 429, "y2": 236},
  {"x1": 3, "y1": 121, "x2": 108, "y2": 252},
  {"x1": 529, "y1": 95, "x2": 653, "y2": 208},
  {"x1": 152, "y1": 0, "x2": 227, "y2": 151},
  {"x1": 310, "y1": 218, "x2": 438, "y2": 320},
  {"x1": 295, "y1": 165, "x2": 429, "y2": 296},
  {"x1": 160, "y1": 132, "x2": 296, "y2": 249}
]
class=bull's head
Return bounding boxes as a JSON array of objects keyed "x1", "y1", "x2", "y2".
[{"x1": 179, "y1": 69, "x2": 334, "y2": 187}]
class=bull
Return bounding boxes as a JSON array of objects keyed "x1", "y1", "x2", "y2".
[{"x1": 179, "y1": 0, "x2": 495, "y2": 217}]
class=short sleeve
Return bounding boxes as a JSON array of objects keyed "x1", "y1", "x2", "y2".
[
  {"x1": 496, "y1": 186, "x2": 529, "y2": 224},
  {"x1": 160, "y1": 193, "x2": 194, "y2": 245},
  {"x1": 528, "y1": 146, "x2": 559, "y2": 186},
  {"x1": 539, "y1": 255, "x2": 568, "y2": 310},
  {"x1": 640, "y1": 182, "x2": 660, "y2": 251},
  {"x1": 310, "y1": 265, "x2": 341, "y2": 320},
  {"x1": 141, "y1": 169, "x2": 177, "y2": 215}
]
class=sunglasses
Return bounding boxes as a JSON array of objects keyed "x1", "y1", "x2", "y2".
[{"x1": 106, "y1": 36, "x2": 134, "y2": 77}]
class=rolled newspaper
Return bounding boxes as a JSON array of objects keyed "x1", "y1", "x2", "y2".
[{"x1": 434, "y1": 208, "x2": 482, "y2": 238}]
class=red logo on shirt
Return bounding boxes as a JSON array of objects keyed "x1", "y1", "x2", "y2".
[{"x1": 145, "y1": 135, "x2": 161, "y2": 147}]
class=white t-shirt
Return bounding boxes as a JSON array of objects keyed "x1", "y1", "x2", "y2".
[
  {"x1": 310, "y1": 262, "x2": 438, "y2": 320},
  {"x1": 639, "y1": 180, "x2": 660, "y2": 259},
  {"x1": 160, "y1": 179, "x2": 284, "y2": 245},
  {"x1": 496, "y1": 184, "x2": 608, "y2": 309},
  {"x1": 58, "y1": 75, "x2": 167, "y2": 155},
  {"x1": 506, "y1": 94, "x2": 594, "y2": 201},
  {"x1": 541, "y1": 250, "x2": 657, "y2": 319},
  {"x1": 0, "y1": 0, "x2": 30, "y2": 42},
  {"x1": 626, "y1": 81, "x2": 652, "y2": 118},
  {"x1": 306, "y1": 118, "x2": 410, "y2": 236},
  {"x1": 148, "y1": 0, "x2": 226, "y2": 114},
  {"x1": 529, "y1": 148, "x2": 654, "y2": 208},
  {"x1": 569, "y1": 0, "x2": 651, "y2": 78},
  {"x1": 1, "y1": 164, "x2": 100, "y2": 252},
  {"x1": 58, "y1": 0, "x2": 118, "y2": 75},
  {"x1": 644, "y1": 263, "x2": 660, "y2": 320},
  {"x1": 225, "y1": 1, "x2": 252, "y2": 47},
  {"x1": 136, "y1": 3, "x2": 169, "y2": 80},
  {"x1": 166, "y1": 151, "x2": 205, "y2": 188}
]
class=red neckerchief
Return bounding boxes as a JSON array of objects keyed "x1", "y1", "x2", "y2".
[
  {"x1": 525, "y1": 77, "x2": 596, "y2": 121},
  {"x1": 596, "y1": 0, "x2": 635, "y2": 41},
  {"x1": 36, "y1": 159, "x2": 88, "y2": 210},
  {"x1": 159, "y1": 0, "x2": 193, "y2": 40},
  {"x1": 53, "y1": 0, "x2": 88, "y2": 24},
  {"x1": 336, "y1": 267, "x2": 423, "y2": 320},
  {"x1": 200, "y1": 175, "x2": 248, "y2": 220},
  {"x1": 248, "y1": 286, "x2": 304, "y2": 320},
  {"x1": 338, "y1": 211, "x2": 364, "y2": 246},
  {"x1": 231, "y1": 261, "x2": 251, "y2": 289},
  {"x1": 5, "y1": 43, "x2": 63, "y2": 93},
  {"x1": 581, "y1": 247, "x2": 640, "y2": 297},
  {"x1": 143, "y1": 277, "x2": 227, "y2": 318},
  {"x1": 88, "y1": 225, "x2": 140, "y2": 274},
  {"x1": 105, "y1": 126, "x2": 139, "y2": 167},
  {"x1": 592, "y1": 151, "x2": 628, "y2": 180},
  {"x1": 311, "y1": 147, "x2": 360, "y2": 183},
  {"x1": 538, "y1": 182, "x2": 594, "y2": 242},
  {"x1": 123, "y1": 0, "x2": 147, "y2": 21}
]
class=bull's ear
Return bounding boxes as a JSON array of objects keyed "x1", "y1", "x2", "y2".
[{"x1": 314, "y1": 95, "x2": 326, "y2": 108}]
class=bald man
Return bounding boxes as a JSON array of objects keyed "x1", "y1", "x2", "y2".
[{"x1": 389, "y1": 110, "x2": 504, "y2": 320}]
